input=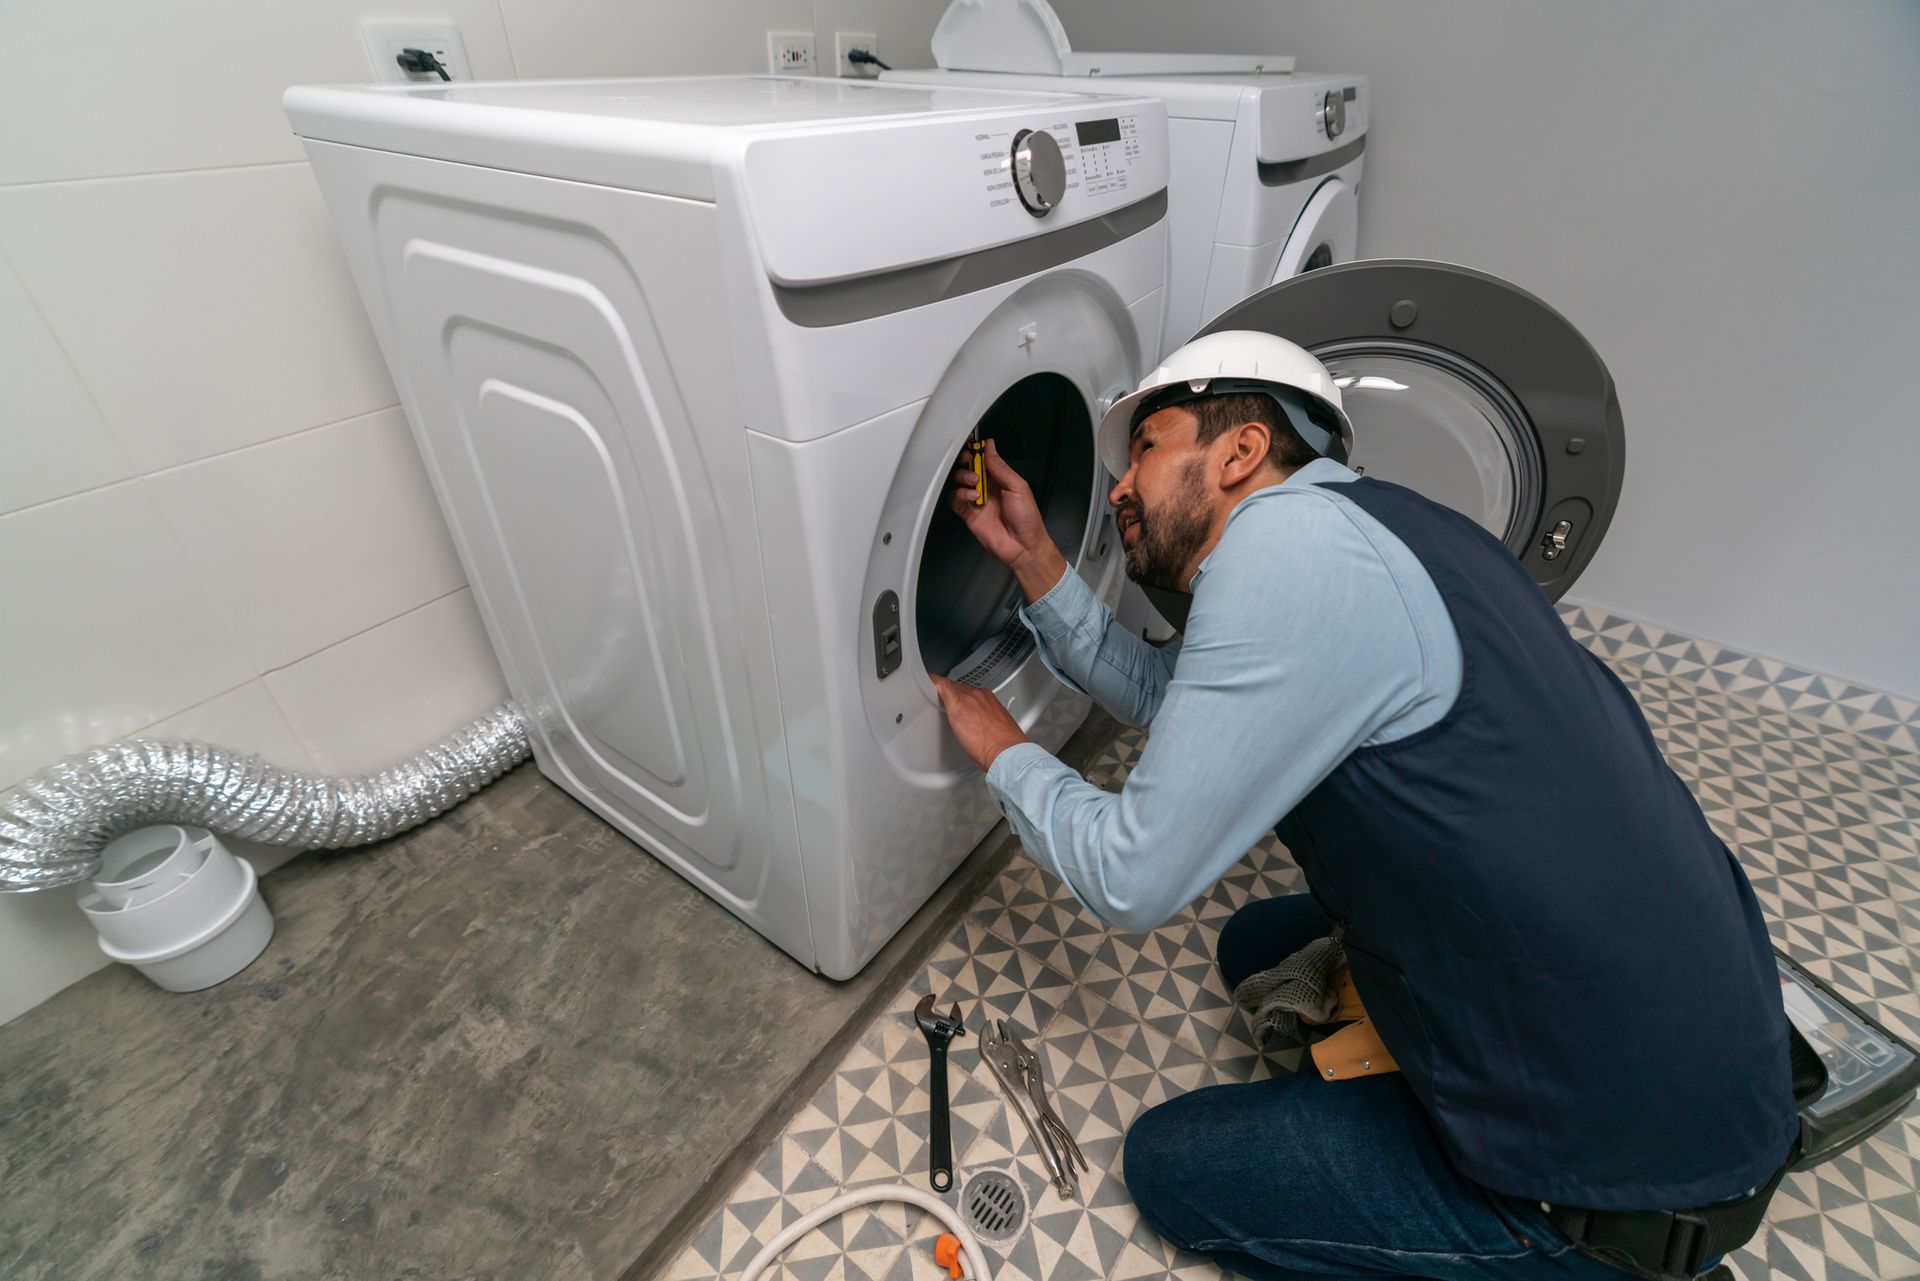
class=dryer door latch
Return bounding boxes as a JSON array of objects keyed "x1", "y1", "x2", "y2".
[{"x1": 874, "y1": 591, "x2": 904, "y2": 679}]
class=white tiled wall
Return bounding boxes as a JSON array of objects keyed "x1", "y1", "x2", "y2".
[{"x1": 0, "y1": 0, "x2": 946, "y2": 1025}]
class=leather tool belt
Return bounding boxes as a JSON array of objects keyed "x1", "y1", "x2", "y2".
[{"x1": 1229, "y1": 933, "x2": 1399, "y2": 1080}]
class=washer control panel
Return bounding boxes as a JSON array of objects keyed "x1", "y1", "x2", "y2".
[{"x1": 977, "y1": 112, "x2": 1144, "y2": 216}]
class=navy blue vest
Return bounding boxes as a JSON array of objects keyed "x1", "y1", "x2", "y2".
[{"x1": 1275, "y1": 478, "x2": 1797, "y2": 1210}]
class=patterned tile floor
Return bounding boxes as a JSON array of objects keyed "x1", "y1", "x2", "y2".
[{"x1": 668, "y1": 609, "x2": 1920, "y2": 1281}]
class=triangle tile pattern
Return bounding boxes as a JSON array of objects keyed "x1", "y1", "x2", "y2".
[
  {"x1": 1559, "y1": 602, "x2": 1920, "y2": 755},
  {"x1": 670, "y1": 619, "x2": 1919, "y2": 1281}
]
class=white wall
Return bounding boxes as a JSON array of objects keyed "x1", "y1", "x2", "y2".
[
  {"x1": 1054, "y1": 0, "x2": 1920, "y2": 699},
  {"x1": 0, "y1": 0, "x2": 945, "y2": 1025}
]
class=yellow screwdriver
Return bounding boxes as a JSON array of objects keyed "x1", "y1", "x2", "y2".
[{"x1": 969, "y1": 429, "x2": 987, "y2": 507}]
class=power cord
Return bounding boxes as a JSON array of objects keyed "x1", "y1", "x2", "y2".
[
  {"x1": 396, "y1": 47, "x2": 452, "y2": 80},
  {"x1": 847, "y1": 48, "x2": 892, "y2": 72}
]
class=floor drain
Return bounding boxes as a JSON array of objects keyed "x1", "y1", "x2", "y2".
[{"x1": 961, "y1": 1168, "x2": 1027, "y2": 1243}]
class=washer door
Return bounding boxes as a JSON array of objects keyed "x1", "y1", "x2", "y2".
[
  {"x1": 1145, "y1": 259, "x2": 1623, "y2": 629},
  {"x1": 1271, "y1": 178, "x2": 1359, "y2": 281}
]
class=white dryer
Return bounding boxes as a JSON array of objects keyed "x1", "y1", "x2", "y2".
[
  {"x1": 284, "y1": 76, "x2": 1170, "y2": 978},
  {"x1": 884, "y1": 0, "x2": 1367, "y2": 361}
]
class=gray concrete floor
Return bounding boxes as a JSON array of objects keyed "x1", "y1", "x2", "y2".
[{"x1": 0, "y1": 712, "x2": 1118, "y2": 1281}]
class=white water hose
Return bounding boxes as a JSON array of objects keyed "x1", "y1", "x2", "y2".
[{"x1": 737, "y1": 1184, "x2": 995, "y2": 1281}]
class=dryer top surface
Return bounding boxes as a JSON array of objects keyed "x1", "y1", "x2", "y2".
[
  {"x1": 285, "y1": 74, "x2": 1165, "y2": 202},
  {"x1": 289, "y1": 74, "x2": 1092, "y2": 133}
]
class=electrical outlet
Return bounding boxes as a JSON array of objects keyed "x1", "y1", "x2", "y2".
[
  {"x1": 835, "y1": 31, "x2": 881, "y2": 78},
  {"x1": 767, "y1": 30, "x2": 817, "y2": 77},
  {"x1": 362, "y1": 22, "x2": 473, "y2": 84}
]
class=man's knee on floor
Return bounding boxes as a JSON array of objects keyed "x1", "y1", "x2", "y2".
[{"x1": 1122, "y1": 1098, "x2": 1207, "y2": 1250}]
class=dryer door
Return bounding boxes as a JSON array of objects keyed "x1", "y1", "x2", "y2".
[
  {"x1": 1270, "y1": 178, "x2": 1359, "y2": 281},
  {"x1": 1146, "y1": 259, "x2": 1623, "y2": 629},
  {"x1": 860, "y1": 272, "x2": 1137, "y2": 743}
]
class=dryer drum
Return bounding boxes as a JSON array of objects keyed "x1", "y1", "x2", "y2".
[{"x1": 917, "y1": 372, "x2": 1096, "y2": 688}]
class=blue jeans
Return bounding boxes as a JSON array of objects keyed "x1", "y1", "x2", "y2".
[{"x1": 1123, "y1": 895, "x2": 1629, "y2": 1280}]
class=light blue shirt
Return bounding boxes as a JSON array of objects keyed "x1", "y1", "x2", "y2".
[{"x1": 983, "y1": 459, "x2": 1464, "y2": 933}]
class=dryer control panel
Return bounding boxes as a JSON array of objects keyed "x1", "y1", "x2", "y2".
[
  {"x1": 976, "y1": 112, "x2": 1145, "y2": 215},
  {"x1": 742, "y1": 94, "x2": 1167, "y2": 286}
]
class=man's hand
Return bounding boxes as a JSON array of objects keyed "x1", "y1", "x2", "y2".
[
  {"x1": 950, "y1": 439, "x2": 1069, "y2": 603},
  {"x1": 930, "y1": 674, "x2": 1031, "y2": 774}
]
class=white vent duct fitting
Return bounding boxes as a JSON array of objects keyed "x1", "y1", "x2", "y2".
[
  {"x1": 80, "y1": 824, "x2": 274, "y2": 991},
  {"x1": 0, "y1": 704, "x2": 531, "y2": 894}
]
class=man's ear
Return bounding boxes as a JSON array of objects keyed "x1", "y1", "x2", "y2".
[{"x1": 1219, "y1": 420, "x2": 1273, "y2": 487}]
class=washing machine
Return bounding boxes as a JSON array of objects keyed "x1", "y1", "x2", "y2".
[
  {"x1": 884, "y1": 0, "x2": 1366, "y2": 361},
  {"x1": 284, "y1": 75, "x2": 1170, "y2": 978}
]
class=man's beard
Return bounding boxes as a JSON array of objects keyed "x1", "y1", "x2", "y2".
[{"x1": 1119, "y1": 458, "x2": 1212, "y2": 590}]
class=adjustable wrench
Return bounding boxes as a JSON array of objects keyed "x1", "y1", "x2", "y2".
[{"x1": 915, "y1": 994, "x2": 967, "y2": 1193}]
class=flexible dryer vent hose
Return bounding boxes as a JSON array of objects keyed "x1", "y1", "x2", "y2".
[{"x1": 0, "y1": 704, "x2": 531, "y2": 893}]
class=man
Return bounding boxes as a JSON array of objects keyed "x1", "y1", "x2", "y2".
[{"x1": 930, "y1": 332, "x2": 1796, "y2": 1281}]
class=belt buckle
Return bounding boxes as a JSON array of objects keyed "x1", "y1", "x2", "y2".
[
  {"x1": 1662, "y1": 1211, "x2": 1710, "y2": 1277},
  {"x1": 1549, "y1": 1204, "x2": 1713, "y2": 1280}
]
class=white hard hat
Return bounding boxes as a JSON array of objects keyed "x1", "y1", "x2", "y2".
[{"x1": 1096, "y1": 330, "x2": 1353, "y2": 480}]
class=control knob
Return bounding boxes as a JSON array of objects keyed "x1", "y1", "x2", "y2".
[
  {"x1": 1011, "y1": 128, "x2": 1065, "y2": 217},
  {"x1": 1321, "y1": 91, "x2": 1347, "y2": 139}
]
